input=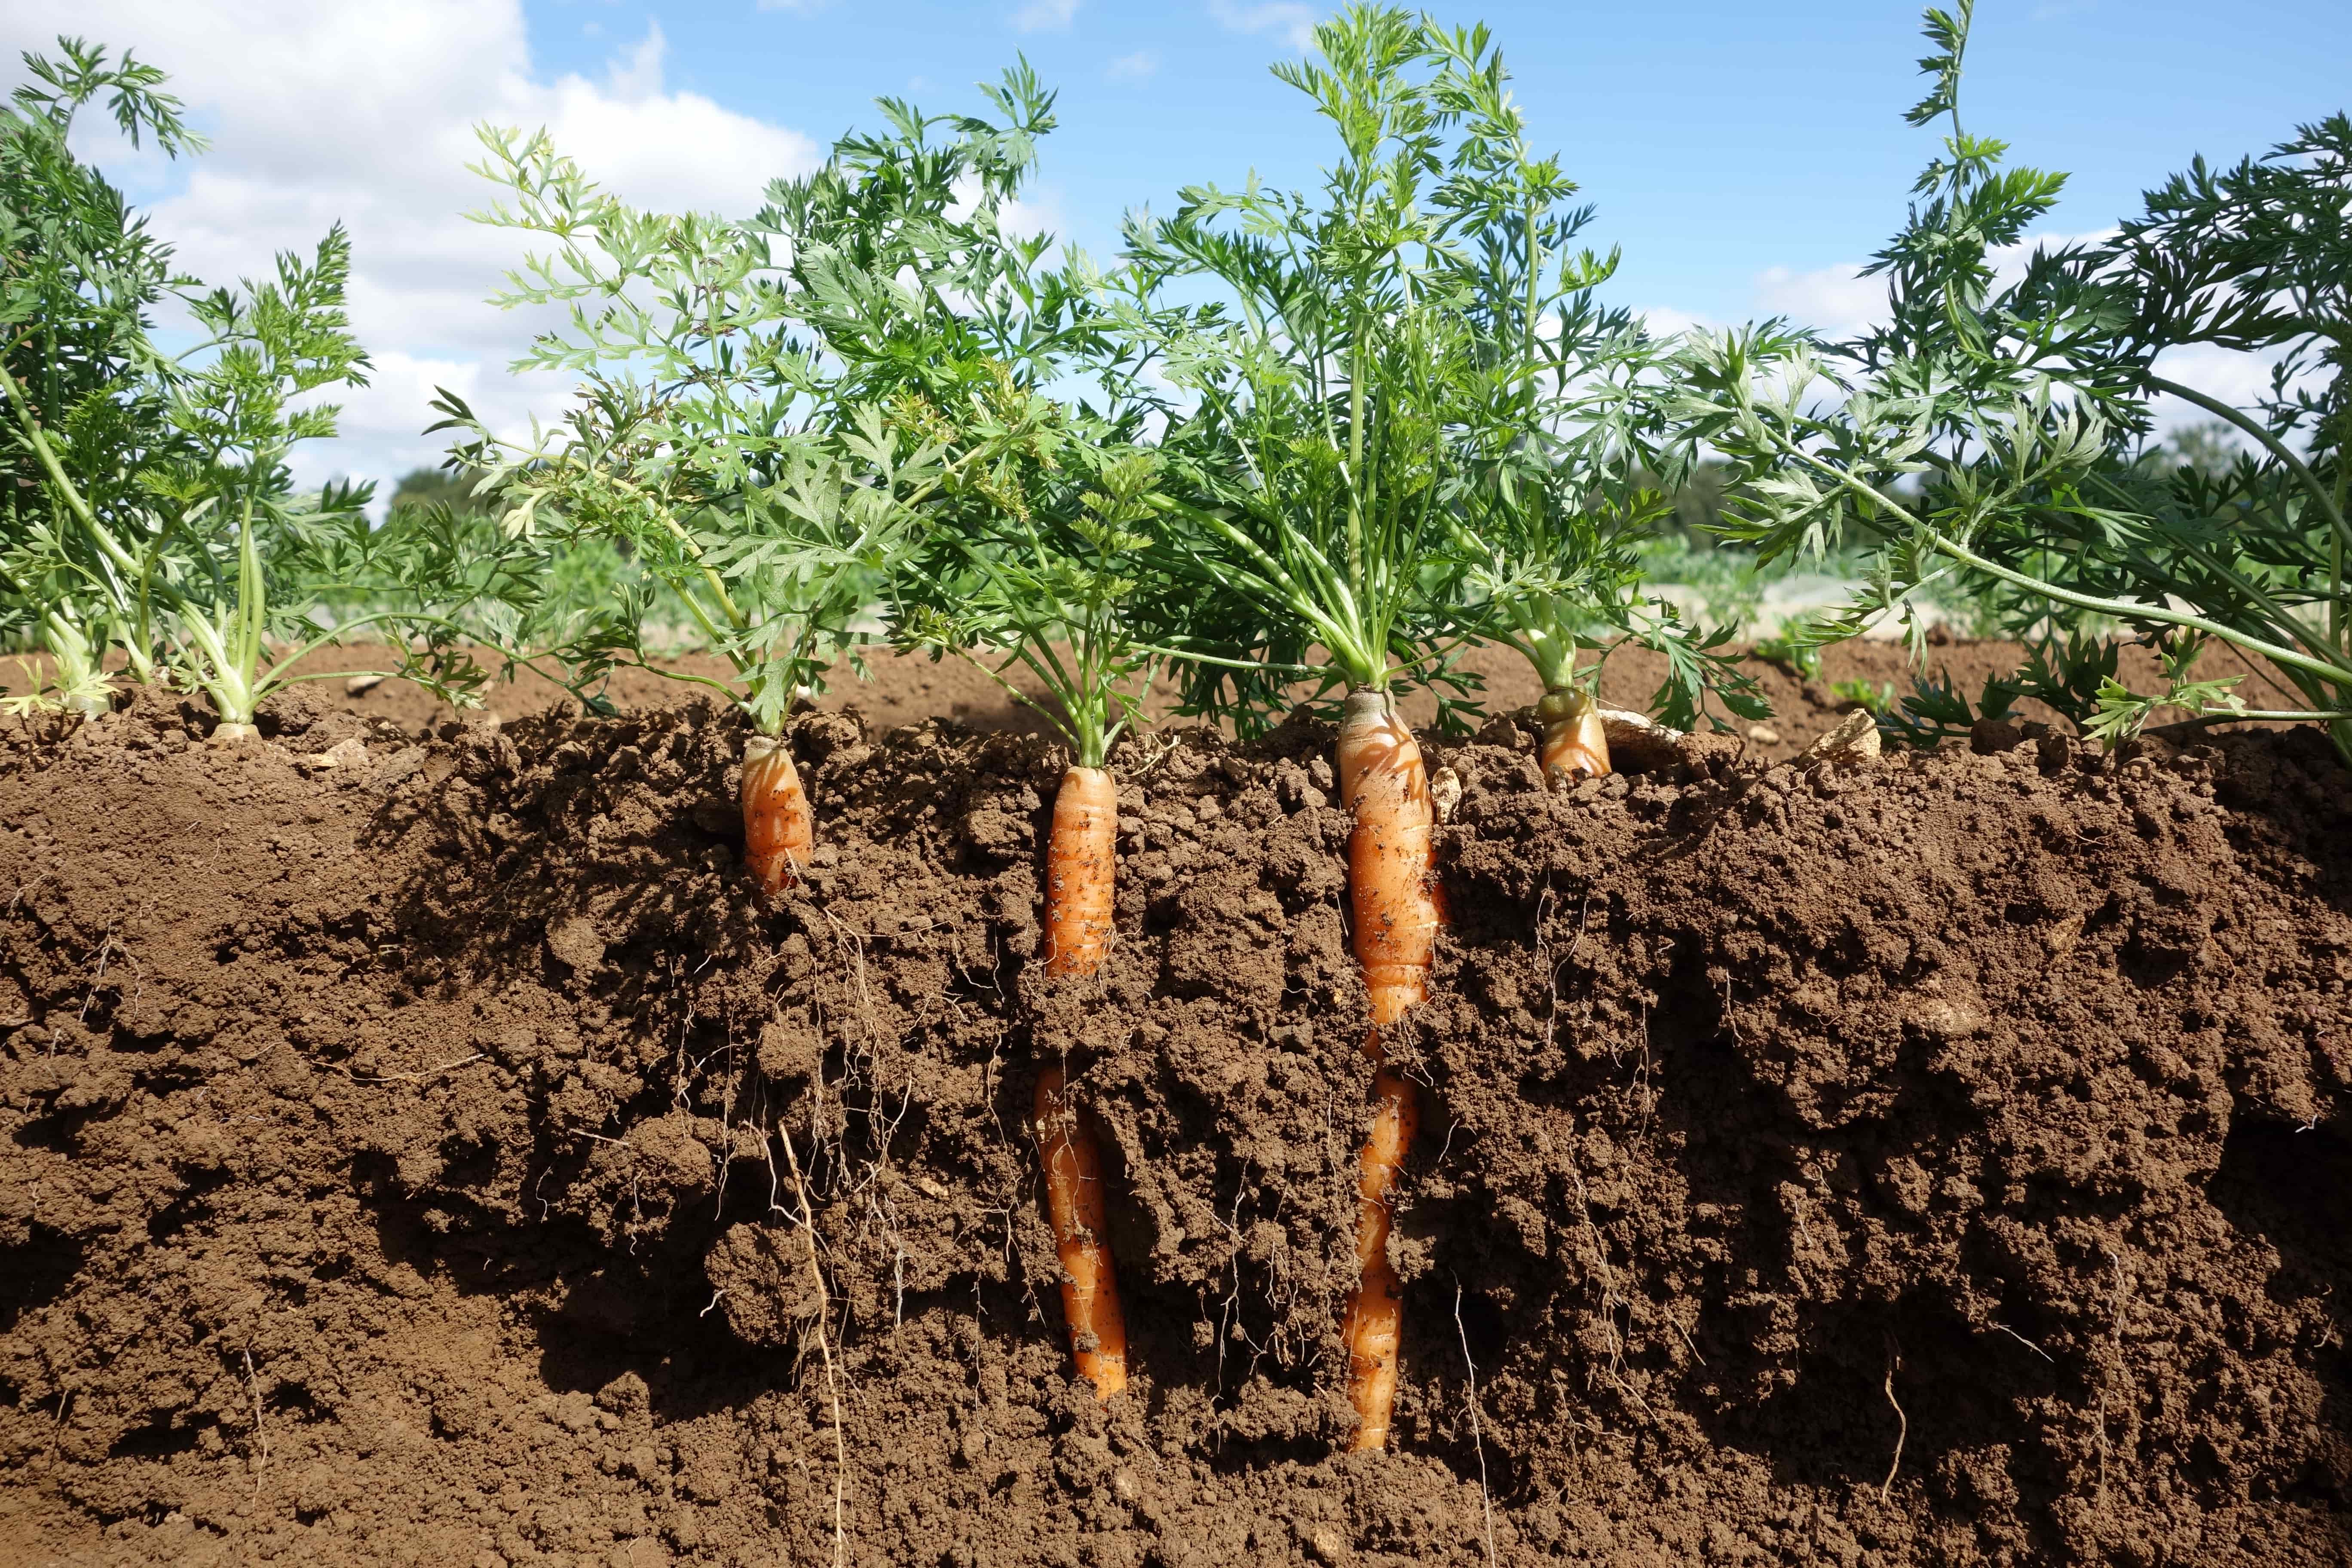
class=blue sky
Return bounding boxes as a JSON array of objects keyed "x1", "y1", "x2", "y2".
[
  {"x1": 532, "y1": 0, "x2": 2352, "y2": 327},
  {"x1": 7, "y1": 0, "x2": 2345, "y2": 489}
]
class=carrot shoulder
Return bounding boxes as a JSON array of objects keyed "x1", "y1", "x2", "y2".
[
  {"x1": 1537, "y1": 686, "x2": 1611, "y2": 785},
  {"x1": 1033, "y1": 764, "x2": 1129, "y2": 1399},
  {"x1": 741, "y1": 735, "x2": 813, "y2": 897},
  {"x1": 1334, "y1": 688, "x2": 1446, "y2": 1450}
]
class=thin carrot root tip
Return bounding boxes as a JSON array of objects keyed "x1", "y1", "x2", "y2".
[
  {"x1": 1538, "y1": 689, "x2": 1611, "y2": 785},
  {"x1": 741, "y1": 736, "x2": 813, "y2": 898},
  {"x1": 1342, "y1": 1067, "x2": 1421, "y2": 1450},
  {"x1": 1033, "y1": 1065, "x2": 1129, "y2": 1400},
  {"x1": 1335, "y1": 691, "x2": 1447, "y2": 1451}
]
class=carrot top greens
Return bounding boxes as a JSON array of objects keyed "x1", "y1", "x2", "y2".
[
  {"x1": 10, "y1": 9, "x2": 2351, "y2": 772},
  {"x1": 1, "y1": 37, "x2": 504, "y2": 728},
  {"x1": 1121, "y1": 7, "x2": 1528, "y2": 729},
  {"x1": 1677, "y1": 2, "x2": 2352, "y2": 760},
  {"x1": 744, "y1": 66, "x2": 1182, "y2": 772}
]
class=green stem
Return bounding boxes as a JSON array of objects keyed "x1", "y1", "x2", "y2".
[
  {"x1": 1347, "y1": 337, "x2": 1366, "y2": 597},
  {"x1": 0, "y1": 360, "x2": 142, "y2": 579},
  {"x1": 1129, "y1": 642, "x2": 1318, "y2": 679},
  {"x1": 239, "y1": 493, "x2": 266, "y2": 707},
  {"x1": 1778, "y1": 433, "x2": 2352, "y2": 692},
  {"x1": 1933, "y1": 536, "x2": 2352, "y2": 689},
  {"x1": 2146, "y1": 375, "x2": 2352, "y2": 558},
  {"x1": 2158, "y1": 707, "x2": 2352, "y2": 726}
]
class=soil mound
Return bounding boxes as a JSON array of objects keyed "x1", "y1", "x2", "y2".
[{"x1": 1, "y1": 686, "x2": 2347, "y2": 1565}]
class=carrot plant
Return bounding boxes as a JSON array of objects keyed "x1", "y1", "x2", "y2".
[
  {"x1": 1677, "y1": 3, "x2": 2352, "y2": 762},
  {"x1": 438, "y1": 125, "x2": 959, "y2": 893},
  {"x1": 890, "y1": 413, "x2": 1168, "y2": 1398},
  {"x1": 1127, "y1": 3, "x2": 1547, "y2": 1449},
  {"x1": 0, "y1": 38, "x2": 199, "y2": 713},
  {"x1": 2, "y1": 37, "x2": 496, "y2": 732},
  {"x1": 793, "y1": 66, "x2": 1177, "y2": 1398},
  {"x1": 1414, "y1": 35, "x2": 1765, "y2": 781},
  {"x1": 140, "y1": 230, "x2": 382, "y2": 739}
]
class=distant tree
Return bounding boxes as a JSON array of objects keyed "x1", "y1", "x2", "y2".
[
  {"x1": 387, "y1": 465, "x2": 491, "y2": 514},
  {"x1": 2144, "y1": 420, "x2": 2239, "y2": 478}
]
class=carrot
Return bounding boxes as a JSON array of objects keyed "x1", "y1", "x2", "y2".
[
  {"x1": 1043, "y1": 765, "x2": 1118, "y2": 977},
  {"x1": 741, "y1": 735, "x2": 813, "y2": 898},
  {"x1": 1338, "y1": 691, "x2": 1446, "y2": 1030},
  {"x1": 1334, "y1": 687, "x2": 1446, "y2": 1449},
  {"x1": 1537, "y1": 686, "x2": 1611, "y2": 785},
  {"x1": 1340, "y1": 1065, "x2": 1420, "y2": 1450},
  {"x1": 1030, "y1": 763, "x2": 1129, "y2": 1398},
  {"x1": 1034, "y1": 1063, "x2": 1129, "y2": 1399}
]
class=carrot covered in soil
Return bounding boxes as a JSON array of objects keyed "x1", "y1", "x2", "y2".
[
  {"x1": 1537, "y1": 686, "x2": 1611, "y2": 785},
  {"x1": 1335, "y1": 688, "x2": 1446, "y2": 1449},
  {"x1": 1031, "y1": 763, "x2": 1130, "y2": 1399},
  {"x1": 1034, "y1": 1063, "x2": 1129, "y2": 1398},
  {"x1": 741, "y1": 735, "x2": 814, "y2": 898}
]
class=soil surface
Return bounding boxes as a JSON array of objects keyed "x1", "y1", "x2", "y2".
[
  {"x1": 1, "y1": 668, "x2": 2348, "y2": 1567},
  {"x1": 1, "y1": 630, "x2": 2217, "y2": 763}
]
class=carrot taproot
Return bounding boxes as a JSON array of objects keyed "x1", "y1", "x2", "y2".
[
  {"x1": 1034, "y1": 1062, "x2": 1128, "y2": 1398},
  {"x1": 1537, "y1": 686, "x2": 1611, "y2": 785},
  {"x1": 1043, "y1": 765, "x2": 1118, "y2": 977},
  {"x1": 1030, "y1": 763, "x2": 1129, "y2": 1398},
  {"x1": 1334, "y1": 687, "x2": 1446, "y2": 1449},
  {"x1": 1338, "y1": 690, "x2": 1446, "y2": 1030},
  {"x1": 1340, "y1": 1065, "x2": 1420, "y2": 1450},
  {"x1": 741, "y1": 735, "x2": 812, "y2": 898}
]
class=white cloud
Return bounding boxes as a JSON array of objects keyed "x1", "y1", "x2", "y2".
[
  {"x1": 1752, "y1": 230, "x2": 2120, "y2": 343},
  {"x1": 2145, "y1": 343, "x2": 2311, "y2": 445},
  {"x1": 1106, "y1": 50, "x2": 1160, "y2": 83},
  {"x1": 1753, "y1": 262, "x2": 1885, "y2": 341},
  {"x1": 1210, "y1": 1, "x2": 1321, "y2": 54},
  {"x1": 1631, "y1": 305, "x2": 1716, "y2": 344},
  {"x1": 1744, "y1": 232, "x2": 2306, "y2": 443},
  {"x1": 1013, "y1": 0, "x2": 1081, "y2": 33},
  {"x1": 1, "y1": 2, "x2": 819, "y2": 499}
]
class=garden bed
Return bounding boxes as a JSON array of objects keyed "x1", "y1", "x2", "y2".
[{"x1": 1, "y1": 672, "x2": 2348, "y2": 1566}]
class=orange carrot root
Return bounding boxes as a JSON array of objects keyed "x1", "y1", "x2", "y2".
[
  {"x1": 1334, "y1": 688, "x2": 1447, "y2": 1449},
  {"x1": 1044, "y1": 765, "x2": 1118, "y2": 979},
  {"x1": 1034, "y1": 764, "x2": 1130, "y2": 1399},
  {"x1": 1537, "y1": 687, "x2": 1611, "y2": 785},
  {"x1": 1337, "y1": 690, "x2": 1446, "y2": 1032},
  {"x1": 1034, "y1": 1064, "x2": 1128, "y2": 1399},
  {"x1": 1340, "y1": 1065, "x2": 1420, "y2": 1451},
  {"x1": 741, "y1": 735, "x2": 813, "y2": 898}
]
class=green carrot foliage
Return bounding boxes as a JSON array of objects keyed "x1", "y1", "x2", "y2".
[
  {"x1": 1674, "y1": 2, "x2": 2352, "y2": 761},
  {"x1": 1123, "y1": 5, "x2": 1530, "y2": 730}
]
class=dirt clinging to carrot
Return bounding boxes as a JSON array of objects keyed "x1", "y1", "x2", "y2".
[{"x1": 1, "y1": 685, "x2": 2348, "y2": 1565}]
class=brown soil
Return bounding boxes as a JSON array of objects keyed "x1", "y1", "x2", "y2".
[
  {"x1": 0, "y1": 631, "x2": 2200, "y2": 764},
  {"x1": 1, "y1": 674, "x2": 2347, "y2": 1567}
]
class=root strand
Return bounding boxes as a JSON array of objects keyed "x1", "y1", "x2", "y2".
[{"x1": 780, "y1": 1125, "x2": 846, "y2": 1568}]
